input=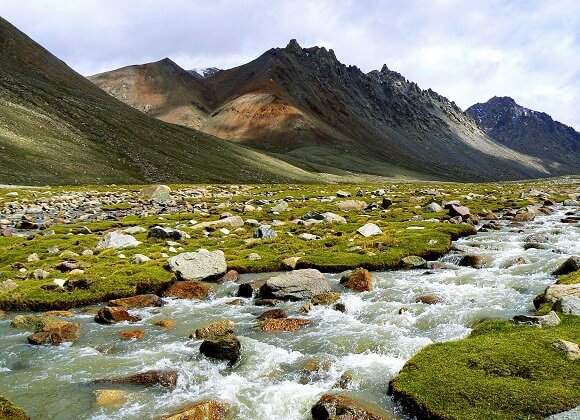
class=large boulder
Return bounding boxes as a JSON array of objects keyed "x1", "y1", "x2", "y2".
[
  {"x1": 97, "y1": 231, "x2": 141, "y2": 249},
  {"x1": 199, "y1": 334, "x2": 241, "y2": 366},
  {"x1": 168, "y1": 250, "x2": 227, "y2": 281},
  {"x1": 458, "y1": 255, "x2": 488, "y2": 269},
  {"x1": 447, "y1": 203, "x2": 470, "y2": 218},
  {"x1": 95, "y1": 370, "x2": 178, "y2": 388},
  {"x1": 163, "y1": 400, "x2": 228, "y2": 420},
  {"x1": 552, "y1": 256, "x2": 580, "y2": 275},
  {"x1": 512, "y1": 311, "x2": 560, "y2": 328},
  {"x1": 552, "y1": 296, "x2": 580, "y2": 315},
  {"x1": 27, "y1": 320, "x2": 81, "y2": 345},
  {"x1": 140, "y1": 185, "x2": 171, "y2": 202},
  {"x1": 164, "y1": 281, "x2": 211, "y2": 299},
  {"x1": 257, "y1": 308, "x2": 288, "y2": 320},
  {"x1": 108, "y1": 294, "x2": 162, "y2": 309},
  {"x1": 311, "y1": 393, "x2": 391, "y2": 420},
  {"x1": 260, "y1": 269, "x2": 331, "y2": 300},
  {"x1": 340, "y1": 269, "x2": 372, "y2": 292},
  {"x1": 401, "y1": 256, "x2": 427, "y2": 269},
  {"x1": 95, "y1": 306, "x2": 141, "y2": 324},
  {"x1": 534, "y1": 284, "x2": 580, "y2": 308}
]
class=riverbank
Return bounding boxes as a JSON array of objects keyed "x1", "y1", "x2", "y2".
[{"x1": 1, "y1": 179, "x2": 576, "y2": 310}]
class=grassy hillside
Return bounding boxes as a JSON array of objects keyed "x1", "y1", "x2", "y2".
[{"x1": 0, "y1": 17, "x2": 323, "y2": 185}]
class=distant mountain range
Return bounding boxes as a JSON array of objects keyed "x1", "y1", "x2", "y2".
[
  {"x1": 466, "y1": 97, "x2": 579, "y2": 173},
  {"x1": 0, "y1": 18, "x2": 323, "y2": 185},
  {"x1": 0, "y1": 15, "x2": 577, "y2": 185}
]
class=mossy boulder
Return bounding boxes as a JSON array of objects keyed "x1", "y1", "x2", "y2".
[
  {"x1": 190, "y1": 320, "x2": 235, "y2": 339},
  {"x1": 0, "y1": 396, "x2": 29, "y2": 420}
]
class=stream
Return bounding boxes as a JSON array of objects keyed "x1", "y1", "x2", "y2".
[{"x1": 0, "y1": 207, "x2": 578, "y2": 419}]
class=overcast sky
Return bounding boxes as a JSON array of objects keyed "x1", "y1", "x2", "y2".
[{"x1": 2, "y1": 0, "x2": 579, "y2": 129}]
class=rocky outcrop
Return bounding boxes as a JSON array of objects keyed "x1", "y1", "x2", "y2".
[
  {"x1": 168, "y1": 250, "x2": 227, "y2": 281},
  {"x1": 27, "y1": 319, "x2": 80, "y2": 345},
  {"x1": 260, "y1": 269, "x2": 331, "y2": 300}
]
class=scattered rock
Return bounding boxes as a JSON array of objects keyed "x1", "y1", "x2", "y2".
[
  {"x1": 148, "y1": 226, "x2": 190, "y2": 240},
  {"x1": 271, "y1": 201, "x2": 289, "y2": 213},
  {"x1": 380, "y1": 197, "x2": 393, "y2": 209},
  {"x1": 401, "y1": 256, "x2": 427, "y2": 269},
  {"x1": 246, "y1": 252, "x2": 261, "y2": 260},
  {"x1": 257, "y1": 308, "x2": 288, "y2": 320},
  {"x1": 95, "y1": 306, "x2": 141, "y2": 324},
  {"x1": 27, "y1": 320, "x2": 81, "y2": 345},
  {"x1": 163, "y1": 400, "x2": 228, "y2": 420},
  {"x1": 552, "y1": 256, "x2": 580, "y2": 275},
  {"x1": 153, "y1": 319, "x2": 176, "y2": 329},
  {"x1": 312, "y1": 292, "x2": 341, "y2": 305},
  {"x1": 322, "y1": 212, "x2": 347, "y2": 224},
  {"x1": 415, "y1": 295, "x2": 441, "y2": 305},
  {"x1": 140, "y1": 185, "x2": 171, "y2": 202},
  {"x1": 55, "y1": 261, "x2": 83, "y2": 272},
  {"x1": 356, "y1": 223, "x2": 382, "y2": 237},
  {"x1": 336, "y1": 200, "x2": 367, "y2": 211},
  {"x1": 191, "y1": 320, "x2": 235, "y2": 339},
  {"x1": 282, "y1": 256, "x2": 301, "y2": 270},
  {"x1": 552, "y1": 339, "x2": 580, "y2": 360},
  {"x1": 298, "y1": 233, "x2": 320, "y2": 241},
  {"x1": 123, "y1": 226, "x2": 146, "y2": 234},
  {"x1": 199, "y1": 334, "x2": 241, "y2": 366},
  {"x1": 0, "y1": 279, "x2": 19, "y2": 294},
  {"x1": 168, "y1": 249, "x2": 227, "y2": 281},
  {"x1": 423, "y1": 202, "x2": 443, "y2": 212},
  {"x1": 109, "y1": 294, "x2": 162, "y2": 309},
  {"x1": 95, "y1": 370, "x2": 178, "y2": 388},
  {"x1": 512, "y1": 311, "x2": 560, "y2": 327},
  {"x1": 340, "y1": 268, "x2": 372, "y2": 292},
  {"x1": 217, "y1": 270, "x2": 239, "y2": 283},
  {"x1": 257, "y1": 318, "x2": 311, "y2": 332},
  {"x1": 458, "y1": 255, "x2": 487, "y2": 268},
  {"x1": 27, "y1": 253, "x2": 40, "y2": 262},
  {"x1": 300, "y1": 302, "x2": 314, "y2": 313},
  {"x1": 120, "y1": 329, "x2": 145, "y2": 340},
  {"x1": 534, "y1": 284, "x2": 580, "y2": 308},
  {"x1": 237, "y1": 278, "x2": 268, "y2": 298},
  {"x1": 552, "y1": 296, "x2": 580, "y2": 315},
  {"x1": 11, "y1": 314, "x2": 44, "y2": 330},
  {"x1": 500, "y1": 256, "x2": 528, "y2": 268},
  {"x1": 253, "y1": 225, "x2": 277, "y2": 239},
  {"x1": 336, "y1": 190, "x2": 351, "y2": 198},
  {"x1": 311, "y1": 393, "x2": 390, "y2": 420},
  {"x1": 94, "y1": 389, "x2": 128, "y2": 407},
  {"x1": 261, "y1": 269, "x2": 331, "y2": 300},
  {"x1": 97, "y1": 231, "x2": 141, "y2": 249},
  {"x1": 164, "y1": 281, "x2": 211, "y2": 300},
  {"x1": 447, "y1": 204, "x2": 470, "y2": 218},
  {"x1": 130, "y1": 254, "x2": 151, "y2": 264}
]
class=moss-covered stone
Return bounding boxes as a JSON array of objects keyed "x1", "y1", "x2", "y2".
[{"x1": 0, "y1": 396, "x2": 29, "y2": 420}]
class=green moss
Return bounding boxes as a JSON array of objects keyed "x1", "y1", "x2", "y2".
[
  {"x1": 0, "y1": 396, "x2": 29, "y2": 420},
  {"x1": 557, "y1": 271, "x2": 580, "y2": 285},
  {"x1": 101, "y1": 203, "x2": 133, "y2": 211},
  {"x1": 389, "y1": 316, "x2": 580, "y2": 420}
]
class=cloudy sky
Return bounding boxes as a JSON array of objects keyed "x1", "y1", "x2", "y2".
[{"x1": 2, "y1": 0, "x2": 579, "y2": 129}]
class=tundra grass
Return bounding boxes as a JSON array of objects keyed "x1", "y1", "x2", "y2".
[{"x1": 388, "y1": 316, "x2": 580, "y2": 420}]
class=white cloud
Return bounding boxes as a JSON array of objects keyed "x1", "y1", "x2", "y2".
[{"x1": 1, "y1": 0, "x2": 578, "y2": 129}]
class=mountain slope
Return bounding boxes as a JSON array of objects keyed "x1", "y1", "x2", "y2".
[
  {"x1": 0, "y1": 17, "x2": 323, "y2": 185},
  {"x1": 90, "y1": 40, "x2": 551, "y2": 181},
  {"x1": 466, "y1": 97, "x2": 579, "y2": 173}
]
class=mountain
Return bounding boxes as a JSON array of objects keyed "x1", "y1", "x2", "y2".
[
  {"x1": 0, "y1": 18, "x2": 323, "y2": 185},
  {"x1": 90, "y1": 39, "x2": 551, "y2": 181},
  {"x1": 189, "y1": 67, "x2": 223, "y2": 78},
  {"x1": 466, "y1": 97, "x2": 579, "y2": 173}
]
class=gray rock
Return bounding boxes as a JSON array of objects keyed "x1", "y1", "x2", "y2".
[
  {"x1": 261, "y1": 269, "x2": 331, "y2": 300},
  {"x1": 30, "y1": 269, "x2": 50, "y2": 280},
  {"x1": 563, "y1": 199, "x2": 579, "y2": 206},
  {"x1": 552, "y1": 339, "x2": 580, "y2": 360},
  {"x1": 130, "y1": 254, "x2": 151, "y2": 264},
  {"x1": 122, "y1": 226, "x2": 146, "y2": 235},
  {"x1": 253, "y1": 225, "x2": 277, "y2": 239},
  {"x1": 271, "y1": 201, "x2": 289, "y2": 213},
  {"x1": 147, "y1": 226, "x2": 190, "y2": 240},
  {"x1": 357, "y1": 223, "x2": 382, "y2": 237},
  {"x1": 97, "y1": 231, "x2": 141, "y2": 249},
  {"x1": 336, "y1": 200, "x2": 367, "y2": 211},
  {"x1": 336, "y1": 190, "x2": 351, "y2": 198},
  {"x1": 402, "y1": 256, "x2": 427, "y2": 268},
  {"x1": 552, "y1": 296, "x2": 580, "y2": 315},
  {"x1": 447, "y1": 204, "x2": 470, "y2": 218},
  {"x1": 168, "y1": 249, "x2": 227, "y2": 281},
  {"x1": 423, "y1": 202, "x2": 443, "y2": 212},
  {"x1": 298, "y1": 233, "x2": 320, "y2": 241},
  {"x1": 321, "y1": 212, "x2": 347, "y2": 224},
  {"x1": 0, "y1": 279, "x2": 18, "y2": 294},
  {"x1": 546, "y1": 406, "x2": 580, "y2": 420},
  {"x1": 512, "y1": 311, "x2": 560, "y2": 327},
  {"x1": 552, "y1": 256, "x2": 580, "y2": 275},
  {"x1": 140, "y1": 185, "x2": 171, "y2": 202}
]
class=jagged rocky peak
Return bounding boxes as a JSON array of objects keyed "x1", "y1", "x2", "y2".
[{"x1": 189, "y1": 67, "x2": 223, "y2": 78}]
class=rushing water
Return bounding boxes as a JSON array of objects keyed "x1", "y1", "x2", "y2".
[{"x1": 0, "y1": 208, "x2": 578, "y2": 419}]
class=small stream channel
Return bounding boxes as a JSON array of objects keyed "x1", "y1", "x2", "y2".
[{"x1": 0, "y1": 208, "x2": 578, "y2": 419}]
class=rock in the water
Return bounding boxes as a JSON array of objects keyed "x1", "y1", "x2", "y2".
[
  {"x1": 120, "y1": 329, "x2": 145, "y2": 340},
  {"x1": 257, "y1": 318, "x2": 311, "y2": 332},
  {"x1": 552, "y1": 339, "x2": 580, "y2": 360},
  {"x1": 108, "y1": 294, "x2": 162, "y2": 309},
  {"x1": 95, "y1": 370, "x2": 178, "y2": 388},
  {"x1": 191, "y1": 320, "x2": 235, "y2": 339},
  {"x1": 168, "y1": 249, "x2": 227, "y2": 281},
  {"x1": 10, "y1": 314, "x2": 45, "y2": 331},
  {"x1": 552, "y1": 296, "x2": 580, "y2": 315},
  {"x1": 336, "y1": 200, "x2": 367, "y2": 211},
  {"x1": 261, "y1": 269, "x2": 331, "y2": 300},
  {"x1": 0, "y1": 396, "x2": 29, "y2": 420},
  {"x1": 148, "y1": 226, "x2": 190, "y2": 241},
  {"x1": 199, "y1": 334, "x2": 241, "y2": 366},
  {"x1": 163, "y1": 400, "x2": 228, "y2": 420},
  {"x1": 97, "y1": 231, "x2": 141, "y2": 249},
  {"x1": 164, "y1": 281, "x2": 211, "y2": 299},
  {"x1": 95, "y1": 306, "x2": 141, "y2": 324},
  {"x1": 340, "y1": 268, "x2": 372, "y2": 292},
  {"x1": 311, "y1": 393, "x2": 391, "y2": 420},
  {"x1": 218, "y1": 270, "x2": 239, "y2": 283},
  {"x1": 458, "y1": 255, "x2": 487, "y2": 268},
  {"x1": 253, "y1": 225, "x2": 277, "y2": 239},
  {"x1": 27, "y1": 320, "x2": 81, "y2": 345},
  {"x1": 94, "y1": 389, "x2": 128, "y2": 407},
  {"x1": 140, "y1": 185, "x2": 171, "y2": 202},
  {"x1": 257, "y1": 308, "x2": 288, "y2": 320},
  {"x1": 357, "y1": 223, "x2": 382, "y2": 237},
  {"x1": 401, "y1": 256, "x2": 427, "y2": 269},
  {"x1": 552, "y1": 256, "x2": 580, "y2": 275},
  {"x1": 237, "y1": 278, "x2": 267, "y2": 298},
  {"x1": 153, "y1": 319, "x2": 176, "y2": 329},
  {"x1": 312, "y1": 292, "x2": 341, "y2": 305},
  {"x1": 415, "y1": 294, "x2": 441, "y2": 305},
  {"x1": 512, "y1": 311, "x2": 560, "y2": 327},
  {"x1": 513, "y1": 210, "x2": 535, "y2": 222}
]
